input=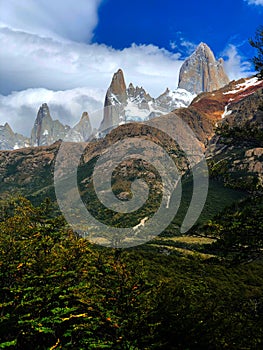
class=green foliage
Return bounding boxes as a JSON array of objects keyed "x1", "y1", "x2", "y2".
[
  {"x1": 200, "y1": 195, "x2": 263, "y2": 263},
  {"x1": 250, "y1": 25, "x2": 263, "y2": 76},
  {"x1": 0, "y1": 197, "x2": 263, "y2": 349},
  {"x1": 209, "y1": 122, "x2": 263, "y2": 191},
  {"x1": 0, "y1": 198, "x2": 158, "y2": 349},
  {"x1": 215, "y1": 121, "x2": 263, "y2": 147}
]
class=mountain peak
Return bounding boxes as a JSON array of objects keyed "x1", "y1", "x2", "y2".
[
  {"x1": 3, "y1": 122, "x2": 13, "y2": 133},
  {"x1": 196, "y1": 42, "x2": 210, "y2": 50},
  {"x1": 34, "y1": 103, "x2": 52, "y2": 127},
  {"x1": 109, "y1": 68, "x2": 127, "y2": 100},
  {"x1": 31, "y1": 103, "x2": 69, "y2": 146},
  {"x1": 99, "y1": 69, "x2": 128, "y2": 132},
  {"x1": 80, "y1": 111, "x2": 90, "y2": 121},
  {"x1": 68, "y1": 111, "x2": 92, "y2": 142},
  {"x1": 99, "y1": 68, "x2": 195, "y2": 135},
  {"x1": 0, "y1": 122, "x2": 29, "y2": 150},
  {"x1": 178, "y1": 42, "x2": 229, "y2": 94}
]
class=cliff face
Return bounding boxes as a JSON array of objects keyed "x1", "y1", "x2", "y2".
[
  {"x1": 99, "y1": 69, "x2": 127, "y2": 132},
  {"x1": 107, "y1": 68, "x2": 127, "y2": 104},
  {"x1": 178, "y1": 43, "x2": 229, "y2": 94}
]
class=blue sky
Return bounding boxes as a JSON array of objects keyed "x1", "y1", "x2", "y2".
[
  {"x1": 94, "y1": 0, "x2": 262, "y2": 60},
  {"x1": 0, "y1": 0, "x2": 262, "y2": 134}
]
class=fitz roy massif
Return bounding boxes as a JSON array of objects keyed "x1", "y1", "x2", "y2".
[{"x1": 1, "y1": 43, "x2": 230, "y2": 150}]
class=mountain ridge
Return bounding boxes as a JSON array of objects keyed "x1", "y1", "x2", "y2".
[
  {"x1": 0, "y1": 74, "x2": 262, "y2": 201},
  {"x1": 0, "y1": 42, "x2": 235, "y2": 150},
  {"x1": 98, "y1": 68, "x2": 194, "y2": 135}
]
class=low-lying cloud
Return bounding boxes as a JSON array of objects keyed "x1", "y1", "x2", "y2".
[
  {"x1": 0, "y1": 87, "x2": 104, "y2": 136},
  {"x1": 0, "y1": 26, "x2": 183, "y2": 97}
]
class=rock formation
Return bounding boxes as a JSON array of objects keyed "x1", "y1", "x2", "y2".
[
  {"x1": 99, "y1": 69, "x2": 194, "y2": 135},
  {"x1": 178, "y1": 42, "x2": 229, "y2": 94},
  {"x1": 0, "y1": 75, "x2": 262, "y2": 199},
  {"x1": 100, "y1": 69, "x2": 127, "y2": 132},
  {"x1": 31, "y1": 103, "x2": 93, "y2": 147},
  {"x1": 31, "y1": 103, "x2": 70, "y2": 147},
  {"x1": 65, "y1": 111, "x2": 92, "y2": 142}
]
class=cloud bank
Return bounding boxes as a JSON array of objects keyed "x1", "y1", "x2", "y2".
[
  {"x1": 0, "y1": 0, "x2": 103, "y2": 42},
  {"x1": 0, "y1": 87, "x2": 104, "y2": 136},
  {"x1": 0, "y1": 26, "x2": 183, "y2": 97}
]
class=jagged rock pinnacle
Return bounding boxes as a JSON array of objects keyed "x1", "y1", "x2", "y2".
[
  {"x1": 107, "y1": 68, "x2": 127, "y2": 104},
  {"x1": 100, "y1": 69, "x2": 128, "y2": 132},
  {"x1": 70, "y1": 111, "x2": 92, "y2": 141},
  {"x1": 31, "y1": 103, "x2": 69, "y2": 146}
]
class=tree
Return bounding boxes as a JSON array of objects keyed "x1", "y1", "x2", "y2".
[
  {"x1": 250, "y1": 26, "x2": 263, "y2": 76},
  {"x1": 201, "y1": 196, "x2": 263, "y2": 263}
]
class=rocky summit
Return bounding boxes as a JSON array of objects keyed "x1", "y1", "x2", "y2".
[
  {"x1": 178, "y1": 42, "x2": 229, "y2": 94},
  {"x1": 99, "y1": 69, "x2": 194, "y2": 135},
  {"x1": 31, "y1": 103, "x2": 70, "y2": 147},
  {"x1": 64, "y1": 111, "x2": 93, "y2": 143}
]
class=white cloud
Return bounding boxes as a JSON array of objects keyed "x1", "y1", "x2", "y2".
[
  {"x1": 0, "y1": 26, "x2": 183, "y2": 97},
  {"x1": 245, "y1": 0, "x2": 263, "y2": 5},
  {"x1": 0, "y1": 0, "x2": 103, "y2": 42},
  {"x1": 0, "y1": 87, "x2": 104, "y2": 136},
  {"x1": 223, "y1": 44, "x2": 253, "y2": 81},
  {"x1": 180, "y1": 40, "x2": 197, "y2": 54},
  {"x1": 169, "y1": 33, "x2": 197, "y2": 56},
  {"x1": 169, "y1": 41, "x2": 177, "y2": 50}
]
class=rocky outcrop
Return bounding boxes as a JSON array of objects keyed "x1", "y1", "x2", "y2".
[
  {"x1": 204, "y1": 76, "x2": 263, "y2": 191},
  {"x1": 108, "y1": 68, "x2": 127, "y2": 104},
  {"x1": 178, "y1": 42, "x2": 229, "y2": 94},
  {"x1": 0, "y1": 122, "x2": 30, "y2": 150}
]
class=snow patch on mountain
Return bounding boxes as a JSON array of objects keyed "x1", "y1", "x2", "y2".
[{"x1": 223, "y1": 77, "x2": 260, "y2": 95}]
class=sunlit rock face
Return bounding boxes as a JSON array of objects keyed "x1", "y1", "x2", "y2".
[{"x1": 178, "y1": 42, "x2": 229, "y2": 94}]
